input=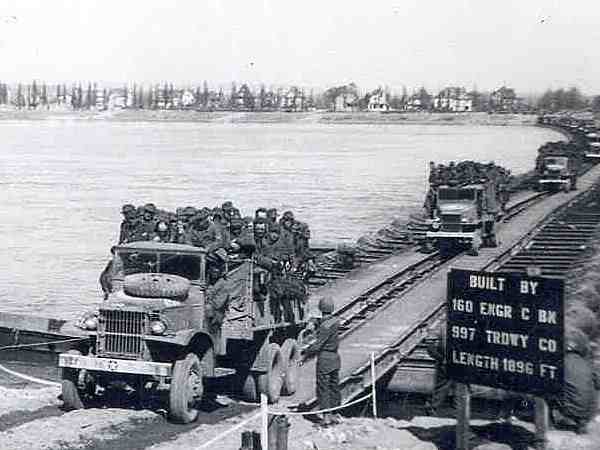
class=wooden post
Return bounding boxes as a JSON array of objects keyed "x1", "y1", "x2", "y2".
[
  {"x1": 371, "y1": 352, "x2": 378, "y2": 418},
  {"x1": 261, "y1": 393, "x2": 269, "y2": 450},
  {"x1": 534, "y1": 397, "x2": 549, "y2": 450},
  {"x1": 455, "y1": 383, "x2": 471, "y2": 450}
]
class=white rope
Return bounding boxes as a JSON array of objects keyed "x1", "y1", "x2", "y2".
[
  {"x1": 0, "y1": 362, "x2": 60, "y2": 387},
  {"x1": 196, "y1": 411, "x2": 262, "y2": 449},
  {"x1": 0, "y1": 337, "x2": 87, "y2": 387},
  {"x1": 268, "y1": 391, "x2": 373, "y2": 416}
]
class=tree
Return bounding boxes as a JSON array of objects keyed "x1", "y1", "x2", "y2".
[
  {"x1": 138, "y1": 85, "x2": 144, "y2": 108},
  {"x1": 132, "y1": 83, "x2": 137, "y2": 109},
  {"x1": 229, "y1": 82, "x2": 237, "y2": 109},
  {"x1": 31, "y1": 80, "x2": 38, "y2": 108},
  {"x1": 71, "y1": 85, "x2": 78, "y2": 109},
  {"x1": 417, "y1": 87, "x2": 432, "y2": 110},
  {"x1": 591, "y1": 96, "x2": 600, "y2": 113},
  {"x1": 40, "y1": 83, "x2": 48, "y2": 108},
  {"x1": 203, "y1": 81, "x2": 209, "y2": 108},
  {"x1": 86, "y1": 82, "x2": 93, "y2": 109}
]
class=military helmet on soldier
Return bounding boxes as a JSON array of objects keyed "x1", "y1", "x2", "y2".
[
  {"x1": 565, "y1": 326, "x2": 591, "y2": 358},
  {"x1": 143, "y1": 203, "x2": 157, "y2": 215},
  {"x1": 121, "y1": 204, "x2": 136, "y2": 214},
  {"x1": 318, "y1": 296, "x2": 335, "y2": 314}
]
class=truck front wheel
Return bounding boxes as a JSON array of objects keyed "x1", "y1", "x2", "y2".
[
  {"x1": 169, "y1": 352, "x2": 204, "y2": 423},
  {"x1": 61, "y1": 350, "x2": 92, "y2": 410}
]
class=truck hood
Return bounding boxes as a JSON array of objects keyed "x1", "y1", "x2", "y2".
[
  {"x1": 104, "y1": 290, "x2": 183, "y2": 311},
  {"x1": 544, "y1": 164, "x2": 566, "y2": 172},
  {"x1": 438, "y1": 203, "x2": 475, "y2": 215}
]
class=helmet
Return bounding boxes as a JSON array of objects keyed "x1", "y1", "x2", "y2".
[
  {"x1": 156, "y1": 221, "x2": 169, "y2": 232},
  {"x1": 221, "y1": 201, "x2": 234, "y2": 211},
  {"x1": 121, "y1": 204, "x2": 136, "y2": 214},
  {"x1": 282, "y1": 211, "x2": 294, "y2": 221},
  {"x1": 565, "y1": 326, "x2": 590, "y2": 358},
  {"x1": 318, "y1": 296, "x2": 334, "y2": 314},
  {"x1": 255, "y1": 207, "x2": 268, "y2": 219},
  {"x1": 143, "y1": 203, "x2": 157, "y2": 214},
  {"x1": 182, "y1": 206, "x2": 197, "y2": 217}
]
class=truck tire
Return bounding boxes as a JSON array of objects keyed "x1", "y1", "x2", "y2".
[
  {"x1": 169, "y1": 352, "x2": 204, "y2": 423},
  {"x1": 257, "y1": 343, "x2": 283, "y2": 404},
  {"x1": 438, "y1": 239, "x2": 453, "y2": 258},
  {"x1": 241, "y1": 373, "x2": 259, "y2": 402},
  {"x1": 124, "y1": 273, "x2": 190, "y2": 300},
  {"x1": 571, "y1": 177, "x2": 578, "y2": 191},
  {"x1": 61, "y1": 350, "x2": 86, "y2": 411},
  {"x1": 280, "y1": 339, "x2": 300, "y2": 395},
  {"x1": 563, "y1": 181, "x2": 570, "y2": 193}
]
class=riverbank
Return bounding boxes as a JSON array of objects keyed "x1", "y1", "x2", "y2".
[{"x1": 0, "y1": 108, "x2": 539, "y2": 126}]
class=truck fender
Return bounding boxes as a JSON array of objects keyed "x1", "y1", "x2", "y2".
[{"x1": 145, "y1": 330, "x2": 215, "y2": 375}]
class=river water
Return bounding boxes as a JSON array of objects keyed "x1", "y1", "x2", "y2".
[{"x1": 0, "y1": 120, "x2": 561, "y2": 319}]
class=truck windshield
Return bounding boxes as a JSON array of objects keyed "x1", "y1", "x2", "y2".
[
  {"x1": 119, "y1": 251, "x2": 202, "y2": 281},
  {"x1": 438, "y1": 188, "x2": 476, "y2": 201},
  {"x1": 544, "y1": 157, "x2": 568, "y2": 167}
]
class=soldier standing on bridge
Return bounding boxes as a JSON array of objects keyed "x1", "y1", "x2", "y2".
[{"x1": 302, "y1": 296, "x2": 342, "y2": 426}]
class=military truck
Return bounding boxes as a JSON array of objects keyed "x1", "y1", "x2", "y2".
[
  {"x1": 535, "y1": 144, "x2": 581, "y2": 192},
  {"x1": 58, "y1": 241, "x2": 306, "y2": 423},
  {"x1": 425, "y1": 181, "x2": 502, "y2": 256},
  {"x1": 585, "y1": 130, "x2": 600, "y2": 159}
]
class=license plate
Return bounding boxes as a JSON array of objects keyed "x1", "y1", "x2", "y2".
[{"x1": 58, "y1": 354, "x2": 172, "y2": 376}]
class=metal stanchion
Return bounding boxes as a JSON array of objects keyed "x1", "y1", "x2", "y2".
[
  {"x1": 371, "y1": 352, "x2": 378, "y2": 418},
  {"x1": 261, "y1": 393, "x2": 269, "y2": 450}
]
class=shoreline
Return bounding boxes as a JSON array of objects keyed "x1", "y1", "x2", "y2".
[{"x1": 0, "y1": 108, "x2": 539, "y2": 126}]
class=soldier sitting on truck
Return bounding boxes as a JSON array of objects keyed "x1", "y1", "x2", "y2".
[
  {"x1": 118, "y1": 203, "x2": 140, "y2": 244},
  {"x1": 134, "y1": 203, "x2": 159, "y2": 241}
]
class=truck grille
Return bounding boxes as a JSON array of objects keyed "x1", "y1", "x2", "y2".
[
  {"x1": 98, "y1": 310, "x2": 146, "y2": 359},
  {"x1": 440, "y1": 214, "x2": 461, "y2": 223}
]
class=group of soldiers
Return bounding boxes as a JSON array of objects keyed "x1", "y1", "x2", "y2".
[
  {"x1": 117, "y1": 201, "x2": 314, "y2": 323},
  {"x1": 428, "y1": 160, "x2": 512, "y2": 188},
  {"x1": 424, "y1": 160, "x2": 512, "y2": 218}
]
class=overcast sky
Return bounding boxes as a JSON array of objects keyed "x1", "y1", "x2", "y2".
[{"x1": 1, "y1": 0, "x2": 599, "y2": 94}]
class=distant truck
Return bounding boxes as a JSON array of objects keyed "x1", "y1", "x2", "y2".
[
  {"x1": 535, "y1": 144, "x2": 581, "y2": 192},
  {"x1": 58, "y1": 241, "x2": 306, "y2": 423},
  {"x1": 585, "y1": 131, "x2": 600, "y2": 159},
  {"x1": 425, "y1": 180, "x2": 504, "y2": 256}
]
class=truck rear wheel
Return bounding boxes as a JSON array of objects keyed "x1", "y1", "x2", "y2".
[
  {"x1": 563, "y1": 181, "x2": 570, "y2": 193},
  {"x1": 280, "y1": 339, "x2": 300, "y2": 395},
  {"x1": 257, "y1": 343, "x2": 283, "y2": 403},
  {"x1": 169, "y1": 352, "x2": 204, "y2": 423}
]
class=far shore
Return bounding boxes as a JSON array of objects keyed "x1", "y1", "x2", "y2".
[{"x1": 0, "y1": 108, "x2": 541, "y2": 126}]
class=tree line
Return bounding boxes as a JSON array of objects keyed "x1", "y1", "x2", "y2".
[{"x1": 0, "y1": 80, "x2": 598, "y2": 113}]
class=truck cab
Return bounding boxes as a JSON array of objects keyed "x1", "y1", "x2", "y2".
[
  {"x1": 537, "y1": 155, "x2": 577, "y2": 192},
  {"x1": 585, "y1": 131, "x2": 600, "y2": 159},
  {"x1": 426, "y1": 183, "x2": 499, "y2": 256},
  {"x1": 59, "y1": 241, "x2": 306, "y2": 423}
]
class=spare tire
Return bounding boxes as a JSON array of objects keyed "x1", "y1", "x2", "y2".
[{"x1": 124, "y1": 273, "x2": 190, "y2": 300}]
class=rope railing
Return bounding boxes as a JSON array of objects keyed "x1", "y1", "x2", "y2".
[{"x1": 0, "y1": 337, "x2": 88, "y2": 387}]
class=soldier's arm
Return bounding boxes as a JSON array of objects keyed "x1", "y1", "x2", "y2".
[{"x1": 303, "y1": 321, "x2": 334, "y2": 356}]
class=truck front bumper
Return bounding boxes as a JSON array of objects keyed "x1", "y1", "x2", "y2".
[
  {"x1": 538, "y1": 179, "x2": 569, "y2": 184},
  {"x1": 58, "y1": 353, "x2": 172, "y2": 377},
  {"x1": 426, "y1": 231, "x2": 475, "y2": 239}
]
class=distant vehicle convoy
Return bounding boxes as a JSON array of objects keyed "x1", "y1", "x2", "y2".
[{"x1": 425, "y1": 113, "x2": 598, "y2": 255}]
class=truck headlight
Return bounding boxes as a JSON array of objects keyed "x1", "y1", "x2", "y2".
[
  {"x1": 431, "y1": 220, "x2": 441, "y2": 231},
  {"x1": 461, "y1": 218, "x2": 469, "y2": 223},
  {"x1": 150, "y1": 320, "x2": 167, "y2": 335},
  {"x1": 80, "y1": 314, "x2": 98, "y2": 330}
]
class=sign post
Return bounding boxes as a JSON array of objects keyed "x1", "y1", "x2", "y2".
[{"x1": 446, "y1": 269, "x2": 564, "y2": 449}]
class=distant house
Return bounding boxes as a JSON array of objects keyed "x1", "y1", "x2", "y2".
[
  {"x1": 181, "y1": 90, "x2": 196, "y2": 107},
  {"x1": 490, "y1": 86, "x2": 517, "y2": 112},
  {"x1": 108, "y1": 88, "x2": 127, "y2": 109},
  {"x1": 280, "y1": 86, "x2": 305, "y2": 112},
  {"x1": 334, "y1": 92, "x2": 359, "y2": 112},
  {"x1": 367, "y1": 89, "x2": 390, "y2": 112},
  {"x1": 433, "y1": 87, "x2": 472, "y2": 112}
]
